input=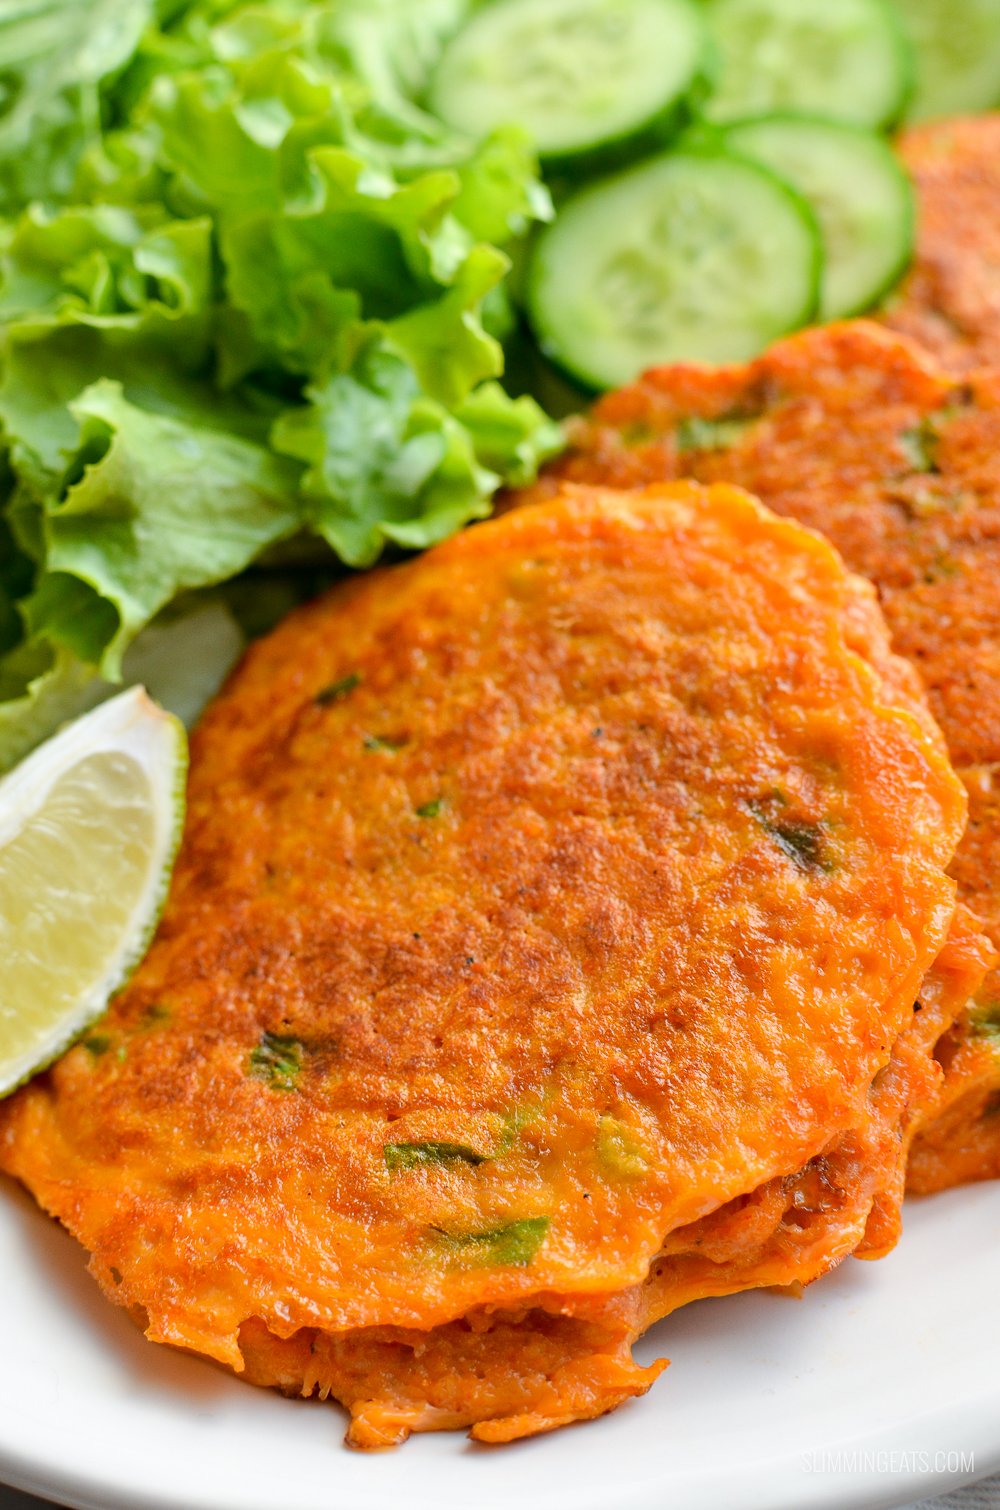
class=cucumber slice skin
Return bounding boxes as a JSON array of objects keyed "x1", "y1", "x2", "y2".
[
  {"x1": 428, "y1": 0, "x2": 715, "y2": 174},
  {"x1": 896, "y1": 0, "x2": 1000, "y2": 122},
  {"x1": 526, "y1": 148, "x2": 822, "y2": 392},
  {"x1": 702, "y1": 0, "x2": 914, "y2": 131},
  {"x1": 722, "y1": 113, "x2": 916, "y2": 321}
]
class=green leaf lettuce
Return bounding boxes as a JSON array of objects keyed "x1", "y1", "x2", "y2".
[{"x1": 0, "y1": 0, "x2": 561, "y2": 766}]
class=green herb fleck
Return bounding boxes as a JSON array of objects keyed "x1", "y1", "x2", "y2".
[
  {"x1": 140, "y1": 1003, "x2": 170, "y2": 1028},
  {"x1": 84, "y1": 1036, "x2": 126, "y2": 1063},
  {"x1": 363, "y1": 734, "x2": 405, "y2": 753},
  {"x1": 970, "y1": 1001, "x2": 1000, "y2": 1045},
  {"x1": 923, "y1": 553, "x2": 959, "y2": 583},
  {"x1": 768, "y1": 822, "x2": 825, "y2": 869},
  {"x1": 248, "y1": 1032, "x2": 304, "y2": 1092},
  {"x1": 596, "y1": 1115, "x2": 649, "y2": 1178},
  {"x1": 676, "y1": 413, "x2": 756, "y2": 453},
  {"x1": 432, "y1": 1216, "x2": 550, "y2": 1267},
  {"x1": 899, "y1": 420, "x2": 940, "y2": 474},
  {"x1": 748, "y1": 801, "x2": 828, "y2": 872},
  {"x1": 415, "y1": 797, "x2": 443, "y2": 819},
  {"x1": 385, "y1": 1140, "x2": 488, "y2": 1172},
  {"x1": 899, "y1": 405, "x2": 965, "y2": 475},
  {"x1": 621, "y1": 420, "x2": 656, "y2": 447},
  {"x1": 316, "y1": 673, "x2": 361, "y2": 705}
]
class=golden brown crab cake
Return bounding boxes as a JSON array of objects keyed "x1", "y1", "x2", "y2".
[
  {"x1": 645, "y1": 901, "x2": 995, "y2": 1326},
  {"x1": 237, "y1": 906, "x2": 992, "y2": 1448},
  {"x1": 880, "y1": 115, "x2": 1000, "y2": 374},
  {"x1": 527, "y1": 321, "x2": 1000, "y2": 1191},
  {"x1": 0, "y1": 482, "x2": 969, "y2": 1446}
]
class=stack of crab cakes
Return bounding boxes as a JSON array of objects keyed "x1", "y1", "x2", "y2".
[{"x1": 1, "y1": 481, "x2": 987, "y2": 1446}]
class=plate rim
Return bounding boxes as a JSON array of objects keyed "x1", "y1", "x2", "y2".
[{"x1": 1, "y1": 1175, "x2": 999, "y2": 1510}]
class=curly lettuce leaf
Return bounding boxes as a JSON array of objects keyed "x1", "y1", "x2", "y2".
[
  {"x1": 0, "y1": 203, "x2": 213, "y2": 326},
  {"x1": 386, "y1": 243, "x2": 507, "y2": 408},
  {"x1": 0, "y1": 643, "x2": 107, "y2": 775},
  {"x1": 456, "y1": 383, "x2": 565, "y2": 488},
  {"x1": 281, "y1": 0, "x2": 472, "y2": 125},
  {"x1": 24, "y1": 379, "x2": 303, "y2": 675},
  {"x1": 0, "y1": 0, "x2": 561, "y2": 771},
  {"x1": 0, "y1": 0, "x2": 155, "y2": 214},
  {"x1": 218, "y1": 144, "x2": 469, "y2": 375},
  {"x1": 0, "y1": 201, "x2": 218, "y2": 497},
  {"x1": 271, "y1": 341, "x2": 484, "y2": 566},
  {"x1": 272, "y1": 340, "x2": 561, "y2": 567}
]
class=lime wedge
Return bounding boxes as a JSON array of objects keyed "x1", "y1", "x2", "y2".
[{"x1": 0, "y1": 688, "x2": 187, "y2": 1096}]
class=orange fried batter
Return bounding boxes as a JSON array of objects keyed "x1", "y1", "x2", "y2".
[
  {"x1": 880, "y1": 115, "x2": 1000, "y2": 374},
  {"x1": 238, "y1": 906, "x2": 992, "y2": 1448},
  {"x1": 0, "y1": 483, "x2": 975, "y2": 1445},
  {"x1": 525, "y1": 322, "x2": 1000, "y2": 1190}
]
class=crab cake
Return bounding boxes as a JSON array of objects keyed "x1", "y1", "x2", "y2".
[
  {"x1": 880, "y1": 115, "x2": 1000, "y2": 373},
  {"x1": 645, "y1": 904, "x2": 993, "y2": 1316},
  {"x1": 237, "y1": 908, "x2": 991, "y2": 1450},
  {"x1": 528, "y1": 321, "x2": 1000, "y2": 1190},
  {"x1": 0, "y1": 483, "x2": 974, "y2": 1445}
]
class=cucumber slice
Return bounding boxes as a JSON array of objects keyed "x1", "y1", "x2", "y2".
[
  {"x1": 702, "y1": 0, "x2": 913, "y2": 129},
  {"x1": 427, "y1": 0, "x2": 711, "y2": 169},
  {"x1": 723, "y1": 115, "x2": 915, "y2": 320},
  {"x1": 526, "y1": 150, "x2": 820, "y2": 390},
  {"x1": 895, "y1": 0, "x2": 1000, "y2": 122}
]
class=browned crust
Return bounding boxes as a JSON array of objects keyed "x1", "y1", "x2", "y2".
[
  {"x1": 880, "y1": 115, "x2": 1000, "y2": 374},
  {"x1": 521, "y1": 321, "x2": 1000, "y2": 1191},
  {"x1": 0, "y1": 479, "x2": 979, "y2": 1444}
]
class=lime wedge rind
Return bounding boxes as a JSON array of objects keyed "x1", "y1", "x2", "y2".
[{"x1": 0, "y1": 688, "x2": 187, "y2": 1097}]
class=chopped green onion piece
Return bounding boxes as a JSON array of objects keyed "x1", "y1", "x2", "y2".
[
  {"x1": 899, "y1": 421, "x2": 940, "y2": 474},
  {"x1": 385, "y1": 1139, "x2": 488, "y2": 1172},
  {"x1": 363, "y1": 734, "x2": 406, "y2": 753},
  {"x1": 248, "y1": 1031, "x2": 303, "y2": 1092},
  {"x1": 596, "y1": 1114, "x2": 649, "y2": 1178},
  {"x1": 432, "y1": 1216, "x2": 550, "y2": 1267},
  {"x1": 316, "y1": 673, "x2": 362, "y2": 705},
  {"x1": 676, "y1": 413, "x2": 758, "y2": 453},
  {"x1": 748, "y1": 801, "x2": 828, "y2": 872},
  {"x1": 970, "y1": 1001, "x2": 1000, "y2": 1045}
]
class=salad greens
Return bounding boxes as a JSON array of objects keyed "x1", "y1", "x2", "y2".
[{"x1": 0, "y1": 0, "x2": 561, "y2": 769}]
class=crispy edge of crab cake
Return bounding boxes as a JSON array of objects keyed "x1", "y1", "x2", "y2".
[
  {"x1": 879, "y1": 115, "x2": 1000, "y2": 374},
  {"x1": 515, "y1": 320, "x2": 1000, "y2": 1190},
  {"x1": 235, "y1": 907, "x2": 991, "y2": 1448}
]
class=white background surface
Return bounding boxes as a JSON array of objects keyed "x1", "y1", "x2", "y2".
[
  {"x1": 0, "y1": 1484, "x2": 989, "y2": 1509},
  {"x1": 0, "y1": 1170, "x2": 998, "y2": 1510},
  {"x1": 3, "y1": 1469, "x2": 998, "y2": 1508},
  {"x1": 2, "y1": 1490, "x2": 997, "y2": 1510}
]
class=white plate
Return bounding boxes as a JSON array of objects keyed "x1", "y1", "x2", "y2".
[{"x1": 1, "y1": 1174, "x2": 998, "y2": 1510}]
